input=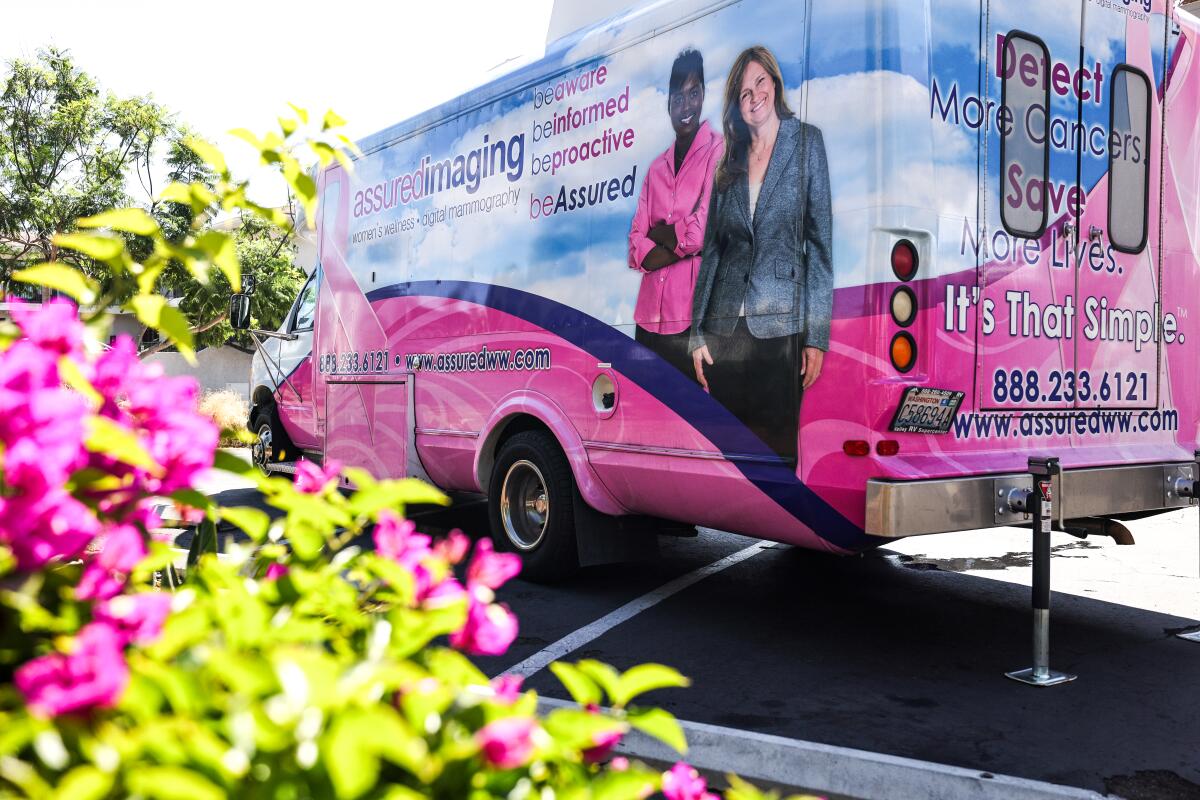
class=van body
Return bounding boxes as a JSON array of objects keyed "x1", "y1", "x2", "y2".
[{"x1": 251, "y1": 0, "x2": 1200, "y2": 568}]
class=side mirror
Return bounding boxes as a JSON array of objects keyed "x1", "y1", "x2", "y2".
[{"x1": 229, "y1": 293, "x2": 251, "y2": 331}]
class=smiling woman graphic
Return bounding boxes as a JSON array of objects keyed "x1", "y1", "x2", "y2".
[
  {"x1": 689, "y1": 45, "x2": 832, "y2": 462},
  {"x1": 627, "y1": 48, "x2": 725, "y2": 378}
]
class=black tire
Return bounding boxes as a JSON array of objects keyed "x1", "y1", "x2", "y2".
[
  {"x1": 487, "y1": 430, "x2": 579, "y2": 583},
  {"x1": 250, "y1": 403, "x2": 293, "y2": 474}
]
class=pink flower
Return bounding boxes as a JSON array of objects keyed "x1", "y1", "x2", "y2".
[
  {"x1": 450, "y1": 596, "x2": 518, "y2": 656},
  {"x1": 434, "y1": 529, "x2": 471, "y2": 564},
  {"x1": 583, "y1": 726, "x2": 624, "y2": 764},
  {"x1": 420, "y1": 575, "x2": 466, "y2": 607},
  {"x1": 610, "y1": 756, "x2": 630, "y2": 772},
  {"x1": 373, "y1": 511, "x2": 430, "y2": 569},
  {"x1": 264, "y1": 562, "x2": 289, "y2": 581},
  {"x1": 9, "y1": 298, "x2": 85, "y2": 358},
  {"x1": 94, "y1": 592, "x2": 171, "y2": 646},
  {"x1": 476, "y1": 717, "x2": 537, "y2": 769},
  {"x1": 76, "y1": 523, "x2": 147, "y2": 601},
  {"x1": 490, "y1": 674, "x2": 524, "y2": 704},
  {"x1": 1, "y1": 491, "x2": 99, "y2": 571},
  {"x1": 15, "y1": 622, "x2": 130, "y2": 718},
  {"x1": 466, "y1": 538, "x2": 521, "y2": 590},
  {"x1": 294, "y1": 458, "x2": 341, "y2": 493},
  {"x1": 661, "y1": 763, "x2": 719, "y2": 800}
]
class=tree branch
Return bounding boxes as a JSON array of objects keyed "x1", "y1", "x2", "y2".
[{"x1": 137, "y1": 310, "x2": 228, "y2": 358}]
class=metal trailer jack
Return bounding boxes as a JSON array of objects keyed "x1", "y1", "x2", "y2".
[
  {"x1": 1005, "y1": 457, "x2": 1078, "y2": 687},
  {"x1": 1175, "y1": 451, "x2": 1200, "y2": 644}
]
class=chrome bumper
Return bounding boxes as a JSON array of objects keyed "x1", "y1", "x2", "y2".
[{"x1": 865, "y1": 461, "x2": 1198, "y2": 537}]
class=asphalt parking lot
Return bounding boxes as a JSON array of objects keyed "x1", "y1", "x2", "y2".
[{"x1": 199, "y1": 464, "x2": 1200, "y2": 799}]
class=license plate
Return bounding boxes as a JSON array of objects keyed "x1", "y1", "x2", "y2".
[{"x1": 889, "y1": 388, "x2": 965, "y2": 434}]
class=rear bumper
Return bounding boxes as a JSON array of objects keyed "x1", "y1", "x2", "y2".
[{"x1": 866, "y1": 460, "x2": 1198, "y2": 537}]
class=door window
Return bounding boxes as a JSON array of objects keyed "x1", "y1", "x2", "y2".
[
  {"x1": 1107, "y1": 66, "x2": 1151, "y2": 254},
  {"x1": 1000, "y1": 31, "x2": 1051, "y2": 240},
  {"x1": 291, "y1": 275, "x2": 318, "y2": 332}
]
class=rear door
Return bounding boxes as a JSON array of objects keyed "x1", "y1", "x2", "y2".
[
  {"x1": 977, "y1": 1, "x2": 1086, "y2": 412},
  {"x1": 1071, "y1": 2, "x2": 1165, "y2": 411},
  {"x1": 976, "y1": 0, "x2": 1164, "y2": 416}
]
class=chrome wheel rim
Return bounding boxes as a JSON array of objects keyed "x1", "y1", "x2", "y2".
[
  {"x1": 253, "y1": 423, "x2": 273, "y2": 473},
  {"x1": 500, "y1": 459, "x2": 549, "y2": 550}
]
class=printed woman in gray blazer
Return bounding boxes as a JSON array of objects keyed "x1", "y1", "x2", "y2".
[{"x1": 690, "y1": 45, "x2": 832, "y2": 461}]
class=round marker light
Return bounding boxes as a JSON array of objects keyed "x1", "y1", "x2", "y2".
[
  {"x1": 891, "y1": 239, "x2": 918, "y2": 281},
  {"x1": 891, "y1": 286, "x2": 917, "y2": 327},
  {"x1": 890, "y1": 332, "x2": 917, "y2": 373},
  {"x1": 876, "y1": 440, "x2": 900, "y2": 456},
  {"x1": 843, "y1": 440, "x2": 870, "y2": 457}
]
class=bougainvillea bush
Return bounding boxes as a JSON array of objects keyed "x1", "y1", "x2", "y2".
[{"x1": 0, "y1": 112, "x2": 817, "y2": 800}]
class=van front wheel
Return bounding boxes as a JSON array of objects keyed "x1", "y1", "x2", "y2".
[
  {"x1": 250, "y1": 405, "x2": 290, "y2": 474},
  {"x1": 488, "y1": 430, "x2": 579, "y2": 583}
]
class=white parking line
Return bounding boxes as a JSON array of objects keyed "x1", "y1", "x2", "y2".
[{"x1": 506, "y1": 541, "x2": 769, "y2": 678}]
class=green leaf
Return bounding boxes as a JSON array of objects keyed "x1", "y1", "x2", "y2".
[
  {"x1": 168, "y1": 488, "x2": 214, "y2": 512},
  {"x1": 85, "y1": 415, "x2": 159, "y2": 471},
  {"x1": 423, "y1": 647, "x2": 488, "y2": 690},
  {"x1": 542, "y1": 709, "x2": 625, "y2": 751},
  {"x1": 130, "y1": 294, "x2": 194, "y2": 361},
  {"x1": 12, "y1": 263, "x2": 98, "y2": 304},
  {"x1": 723, "y1": 774, "x2": 775, "y2": 800},
  {"x1": 185, "y1": 136, "x2": 228, "y2": 176},
  {"x1": 577, "y1": 660, "x2": 622, "y2": 705},
  {"x1": 322, "y1": 109, "x2": 347, "y2": 130},
  {"x1": 59, "y1": 356, "x2": 102, "y2": 407},
  {"x1": 310, "y1": 141, "x2": 337, "y2": 167},
  {"x1": 53, "y1": 232, "x2": 126, "y2": 265},
  {"x1": 126, "y1": 766, "x2": 224, "y2": 800},
  {"x1": 278, "y1": 115, "x2": 298, "y2": 136},
  {"x1": 323, "y1": 711, "x2": 380, "y2": 800},
  {"x1": 195, "y1": 229, "x2": 241, "y2": 291},
  {"x1": 78, "y1": 208, "x2": 160, "y2": 236},
  {"x1": 288, "y1": 103, "x2": 310, "y2": 124},
  {"x1": 53, "y1": 766, "x2": 113, "y2": 800},
  {"x1": 626, "y1": 707, "x2": 687, "y2": 755},
  {"x1": 229, "y1": 128, "x2": 261, "y2": 150},
  {"x1": 213, "y1": 449, "x2": 257, "y2": 476},
  {"x1": 613, "y1": 663, "x2": 690, "y2": 707},
  {"x1": 592, "y1": 769, "x2": 661, "y2": 800},
  {"x1": 345, "y1": 477, "x2": 447, "y2": 519},
  {"x1": 187, "y1": 519, "x2": 219, "y2": 568},
  {"x1": 221, "y1": 506, "x2": 270, "y2": 542},
  {"x1": 549, "y1": 662, "x2": 602, "y2": 707}
]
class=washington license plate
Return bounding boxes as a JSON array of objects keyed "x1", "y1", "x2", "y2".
[{"x1": 889, "y1": 388, "x2": 964, "y2": 434}]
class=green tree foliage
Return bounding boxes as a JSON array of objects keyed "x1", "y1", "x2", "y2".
[
  {"x1": 0, "y1": 48, "x2": 172, "y2": 296},
  {"x1": 149, "y1": 213, "x2": 306, "y2": 354},
  {"x1": 0, "y1": 49, "x2": 307, "y2": 352}
]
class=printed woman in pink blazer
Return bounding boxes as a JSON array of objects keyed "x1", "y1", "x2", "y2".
[{"x1": 628, "y1": 48, "x2": 724, "y2": 378}]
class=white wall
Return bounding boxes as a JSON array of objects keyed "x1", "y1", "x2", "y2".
[{"x1": 145, "y1": 346, "x2": 253, "y2": 401}]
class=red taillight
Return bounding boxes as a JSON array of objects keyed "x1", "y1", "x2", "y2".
[
  {"x1": 843, "y1": 440, "x2": 870, "y2": 457},
  {"x1": 876, "y1": 440, "x2": 900, "y2": 456},
  {"x1": 891, "y1": 240, "x2": 918, "y2": 281}
]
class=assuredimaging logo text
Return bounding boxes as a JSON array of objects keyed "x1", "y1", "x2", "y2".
[{"x1": 353, "y1": 132, "x2": 525, "y2": 219}]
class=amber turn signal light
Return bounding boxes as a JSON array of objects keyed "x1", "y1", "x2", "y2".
[{"x1": 890, "y1": 332, "x2": 917, "y2": 373}]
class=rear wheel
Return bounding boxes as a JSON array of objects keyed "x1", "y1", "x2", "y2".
[{"x1": 488, "y1": 430, "x2": 579, "y2": 582}]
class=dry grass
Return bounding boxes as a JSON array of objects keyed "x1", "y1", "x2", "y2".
[{"x1": 199, "y1": 389, "x2": 251, "y2": 447}]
